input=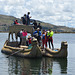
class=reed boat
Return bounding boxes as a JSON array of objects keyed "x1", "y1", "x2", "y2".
[
  {"x1": 1, "y1": 25, "x2": 42, "y2": 58},
  {"x1": 1, "y1": 38, "x2": 42, "y2": 58},
  {"x1": 42, "y1": 41, "x2": 68, "y2": 58},
  {"x1": 1, "y1": 25, "x2": 68, "y2": 58}
]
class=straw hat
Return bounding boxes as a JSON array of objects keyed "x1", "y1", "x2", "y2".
[
  {"x1": 28, "y1": 35, "x2": 31, "y2": 38},
  {"x1": 37, "y1": 28, "x2": 40, "y2": 30}
]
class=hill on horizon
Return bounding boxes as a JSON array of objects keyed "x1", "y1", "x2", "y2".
[{"x1": 0, "y1": 14, "x2": 75, "y2": 32}]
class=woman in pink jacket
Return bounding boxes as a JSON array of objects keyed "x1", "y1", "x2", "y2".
[{"x1": 21, "y1": 29, "x2": 27, "y2": 45}]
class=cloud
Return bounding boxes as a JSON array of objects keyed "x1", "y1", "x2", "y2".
[{"x1": 0, "y1": 0, "x2": 75, "y2": 27}]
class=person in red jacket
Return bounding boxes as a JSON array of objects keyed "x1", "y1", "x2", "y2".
[
  {"x1": 21, "y1": 29, "x2": 27, "y2": 45},
  {"x1": 14, "y1": 20, "x2": 20, "y2": 25}
]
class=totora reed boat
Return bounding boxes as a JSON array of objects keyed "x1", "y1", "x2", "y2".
[{"x1": 1, "y1": 25, "x2": 68, "y2": 58}]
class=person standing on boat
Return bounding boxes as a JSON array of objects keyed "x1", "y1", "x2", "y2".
[
  {"x1": 18, "y1": 29, "x2": 24, "y2": 46},
  {"x1": 37, "y1": 23, "x2": 42, "y2": 31},
  {"x1": 33, "y1": 20, "x2": 37, "y2": 30},
  {"x1": 21, "y1": 29, "x2": 27, "y2": 45},
  {"x1": 42, "y1": 30, "x2": 47, "y2": 48},
  {"x1": 27, "y1": 12, "x2": 31, "y2": 25},
  {"x1": 33, "y1": 28, "x2": 41, "y2": 46},
  {"x1": 21, "y1": 14, "x2": 27, "y2": 25},
  {"x1": 47, "y1": 29, "x2": 54, "y2": 50}
]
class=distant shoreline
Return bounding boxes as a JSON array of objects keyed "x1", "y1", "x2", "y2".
[
  {"x1": 54, "y1": 32, "x2": 75, "y2": 33},
  {"x1": 0, "y1": 31, "x2": 8, "y2": 33}
]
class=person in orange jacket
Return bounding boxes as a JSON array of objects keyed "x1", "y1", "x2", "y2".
[{"x1": 42, "y1": 30, "x2": 47, "y2": 48}]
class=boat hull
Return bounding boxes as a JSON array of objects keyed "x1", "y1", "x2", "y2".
[
  {"x1": 1, "y1": 40, "x2": 42, "y2": 58},
  {"x1": 1, "y1": 40, "x2": 68, "y2": 58}
]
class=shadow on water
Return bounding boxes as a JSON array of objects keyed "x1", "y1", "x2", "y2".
[{"x1": 8, "y1": 57, "x2": 67, "y2": 75}]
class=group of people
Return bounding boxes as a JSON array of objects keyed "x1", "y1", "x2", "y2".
[
  {"x1": 21, "y1": 12, "x2": 31, "y2": 25},
  {"x1": 17, "y1": 29, "x2": 31, "y2": 47},
  {"x1": 33, "y1": 28, "x2": 54, "y2": 50},
  {"x1": 15, "y1": 12, "x2": 54, "y2": 49},
  {"x1": 33, "y1": 20, "x2": 42, "y2": 31},
  {"x1": 13, "y1": 12, "x2": 42, "y2": 32},
  {"x1": 14, "y1": 12, "x2": 31, "y2": 25},
  {"x1": 17, "y1": 27, "x2": 54, "y2": 50}
]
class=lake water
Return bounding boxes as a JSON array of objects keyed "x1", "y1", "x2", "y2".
[{"x1": 0, "y1": 33, "x2": 75, "y2": 75}]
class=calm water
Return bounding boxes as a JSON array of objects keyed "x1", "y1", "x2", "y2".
[{"x1": 0, "y1": 33, "x2": 75, "y2": 75}]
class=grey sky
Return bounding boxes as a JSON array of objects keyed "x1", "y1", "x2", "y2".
[{"x1": 0, "y1": 0, "x2": 75, "y2": 27}]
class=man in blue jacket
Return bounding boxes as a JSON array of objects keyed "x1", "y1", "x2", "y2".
[
  {"x1": 27, "y1": 12, "x2": 31, "y2": 25},
  {"x1": 33, "y1": 28, "x2": 41, "y2": 46}
]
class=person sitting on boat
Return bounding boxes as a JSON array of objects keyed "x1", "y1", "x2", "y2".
[
  {"x1": 28, "y1": 36, "x2": 32, "y2": 45},
  {"x1": 33, "y1": 20, "x2": 37, "y2": 30},
  {"x1": 21, "y1": 29, "x2": 27, "y2": 45},
  {"x1": 14, "y1": 20, "x2": 20, "y2": 25},
  {"x1": 37, "y1": 23, "x2": 42, "y2": 31},
  {"x1": 26, "y1": 35, "x2": 32, "y2": 49},
  {"x1": 42, "y1": 30, "x2": 47, "y2": 48},
  {"x1": 33, "y1": 28, "x2": 41, "y2": 46},
  {"x1": 26, "y1": 35, "x2": 32, "y2": 46},
  {"x1": 47, "y1": 29, "x2": 54, "y2": 50}
]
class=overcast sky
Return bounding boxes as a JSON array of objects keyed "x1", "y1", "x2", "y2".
[{"x1": 0, "y1": 0, "x2": 75, "y2": 28}]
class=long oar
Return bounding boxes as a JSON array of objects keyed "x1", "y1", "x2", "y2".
[{"x1": 6, "y1": 48, "x2": 25, "y2": 58}]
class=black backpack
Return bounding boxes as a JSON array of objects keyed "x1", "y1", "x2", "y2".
[{"x1": 17, "y1": 31, "x2": 20, "y2": 37}]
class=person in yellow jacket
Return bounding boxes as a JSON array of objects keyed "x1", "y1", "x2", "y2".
[{"x1": 47, "y1": 29, "x2": 54, "y2": 50}]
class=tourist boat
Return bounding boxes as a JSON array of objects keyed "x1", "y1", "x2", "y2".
[
  {"x1": 1, "y1": 25, "x2": 68, "y2": 58},
  {"x1": 42, "y1": 41, "x2": 68, "y2": 58},
  {"x1": 1, "y1": 38, "x2": 42, "y2": 58}
]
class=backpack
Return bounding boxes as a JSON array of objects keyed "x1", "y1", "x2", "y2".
[{"x1": 17, "y1": 31, "x2": 20, "y2": 37}]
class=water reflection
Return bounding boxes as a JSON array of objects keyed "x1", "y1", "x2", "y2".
[
  {"x1": 8, "y1": 57, "x2": 67, "y2": 75},
  {"x1": 53, "y1": 58, "x2": 67, "y2": 74},
  {"x1": 40, "y1": 57, "x2": 53, "y2": 75}
]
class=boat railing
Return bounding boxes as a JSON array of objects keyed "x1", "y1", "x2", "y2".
[{"x1": 8, "y1": 25, "x2": 34, "y2": 41}]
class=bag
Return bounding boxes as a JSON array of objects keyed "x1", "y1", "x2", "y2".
[{"x1": 17, "y1": 31, "x2": 20, "y2": 37}]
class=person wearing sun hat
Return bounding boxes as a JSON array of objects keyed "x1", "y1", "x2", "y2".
[
  {"x1": 37, "y1": 23, "x2": 42, "y2": 31},
  {"x1": 33, "y1": 28, "x2": 42, "y2": 46}
]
